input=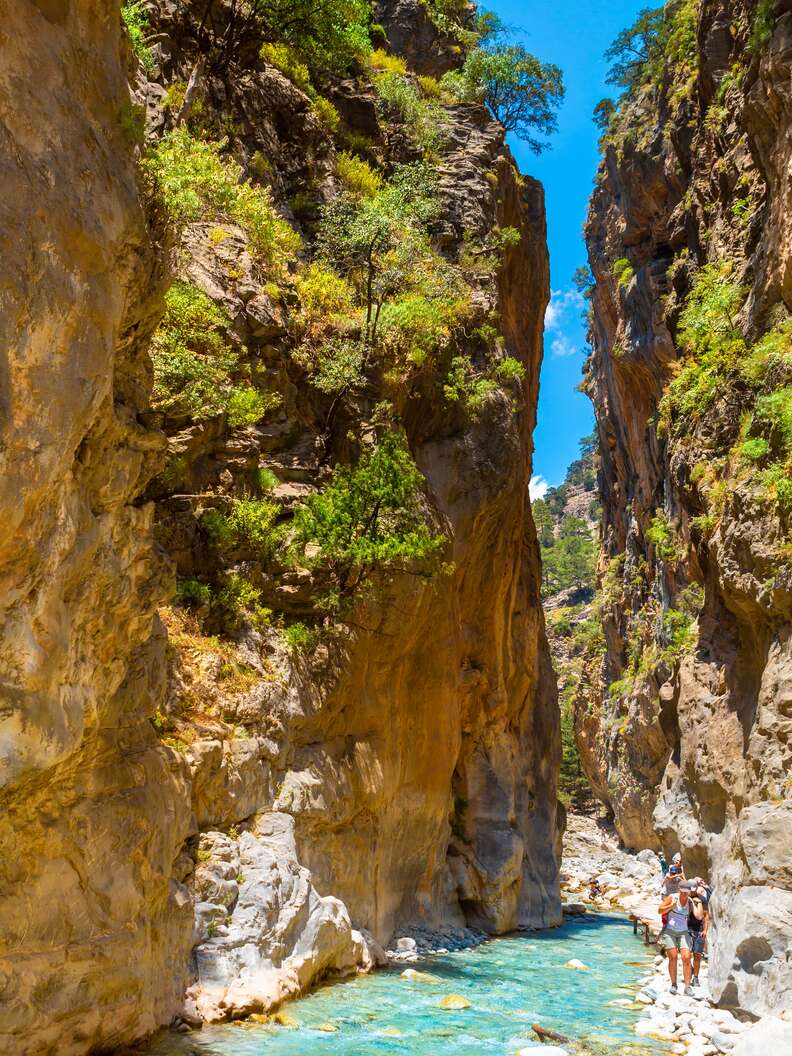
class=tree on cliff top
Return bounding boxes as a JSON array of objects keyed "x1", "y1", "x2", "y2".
[{"x1": 441, "y1": 28, "x2": 564, "y2": 153}]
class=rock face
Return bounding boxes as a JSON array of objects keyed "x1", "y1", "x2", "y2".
[
  {"x1": 580, "y1": 0, "x2": 792, "y2": 1018},
  {"x1": 0, "y1": 3, "x2": 193, "y2": 1054},
  {"x1": 0, "y1": 0, "x2": 559, "y2": 1051}
]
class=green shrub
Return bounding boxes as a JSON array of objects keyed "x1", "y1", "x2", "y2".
[
  {"x1": 741, "y1": 318, "x2": 792, "y2": 386},
  {"x1": 121, "y1": 1, "x2": 154, "y2": 72},
  {"x1": 227, "y1": 386, "x2": 280, "y2": 427},
  {"x1": 749, "y1": 0, "x2": 776, "y2": 52},
  {"x1": 444, "y1": 355, "x2": 499, "y2": 417},
  {"x1": 760, "y1": 461, "x2": 792, "y2": 512},
  {"x1": 612, "y1": 257, "x2": 634, "y2": 287},
  {"x1": 282, "y1": 621, "x2": 320, "y2": 653},
  {"x1": 313, "y1": 96, "x2": 340, "y2": 131},
  {"x1": 258, "y1": 467, "x2": 280, "y2": 492},
  {"x1": 202, "y1": 497, "x2": 284, "y2": 555},
  {"x1": 176, "y1": 577, "x2": 213, "y2": 607},
  {"x1": 303, "y1": 337, "x2": 366, "y2": 394},
  {"x1": 658, "y1": 263, "x2": 747, "y2": 434},
  {"x1": 540, "y1": 515, "x2": 597, "y2": 595},
  {"x1": 260, "y1": 42, "x2": 312, "y2": 92},
  {"x1": 214, "y1": 574, "x2": 271, "y2": 632},
  {"x1": 379, "y1": 294, "x2": 464, "y2": 367},
  {"x1": 297, "y1": 263, "x2": 356, "y2": 322},
  {"x1": 495, "y1": 356, "x2": 526, "y2": 382},
  {"x1": 292, "y1": 431, "x2": 445, "y2": 599},
  {"x1": 374, "y1": 72, "x2": 447, "y2": 156},
  {"x1": 150, "y1": 282, "x2": 277, "y2": 425},
  {"x1": 143, "y1": 129, "x2": 300, "y2": 267},
  {"x1": 755, "y1": 387, "x2": 792, "y2": 452},
  {"x1": 337, "y1": 151, "x2": 383, "y2": 199},
  {"x1": 368, "y1": 48, "x2": 407, "y2": 75},
  {"x1": 645, "y1": 511, "x2": 679, "y2": 563},
  {"x1": 740, "y1": 437, "x2": 770, "y2": 462}
]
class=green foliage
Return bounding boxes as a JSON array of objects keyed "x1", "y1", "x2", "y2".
[
  {"x1": 142, "y1": 129, "x2": 300, "y2": 267},
  {"x1": 645, "y1": 510, "x2": 678, "y2": 563},
  {"x1": 258, "y1": 467, "x2": 280, "y2": 492},
  {"x1": 740, "y1": 437, "x2": 770, "y2": 462},
  {"x1": 313, "y1": 96, "x2": 341, "y2": 131},
  {"x1": 541, "y1": 516, "x2": 597, "y2": 596},
  {"x1": 336, "y1": 151, "x2": 383, "y2": 199},
  {"x1": 214, "y1": 574, "x2": 271, "y2": 632},
  {"x1": 282, "y1": 621, "x2": 320, "y2": 653},
  {"x1": 206, "y1": 0, "x2": 371, "y2": 79},
  {"x1": 121, "y1": 1, "x2": 154, "y2": 72},
  {"x1": 605, "y1": 1, "x2": 698, "y2": 96},
  {"x1": 612, "y1": 256, "x2": 635, "y2": 287},
  {"x1": 176, "y1": 577, "x2": 213, "y2": 608},
  {"x1": 260, "y1": 42, "x2": 312, "y2": 91},
  {"x1": 559, "y1": 687, "x2": 590, "y2": 808},
  {"x1": 150, "y1": 283, "x2": 276, "y2": 425},
  {"x1": 369, "y1": 48, "x2": 407, "y2": 75},
  {"x1": 374, "y1": 71, "x2": 447, "y2": 156},
  {"x1": 444, "y1": 355, "x2": 499, "y2": 416},
  {"x1": 442, "y1": 43, "x2": 564, "y2": 153},
  {"x1": 741, "y1": 318, "x2": 792, "y2": 386},
  {"x1": 658, "y1": 263, "x2": 746, "y2": 435},
  {"x1": 749, "y1": 0, "x2": 776, "y2": 52},
  {"x1": 292, "y1": 431, "x2": 445, "y2": 599},
  {"x1": 760, "y1": 461, "x2": 792, "y2": 513},
  {"x1": 755, "y1": 387, "x2": 792, "y2": 452},
  {"x1": 202, "y1": 497, "x2": 284, "y2": 556}
]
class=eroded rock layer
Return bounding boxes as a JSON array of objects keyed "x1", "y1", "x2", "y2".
[
  {"x1": 580, "y1": 0, "x2": 792, "y2": 1018},
  {"x1": 0, "y1": 1, "x2": 559, "y2": 1051}
]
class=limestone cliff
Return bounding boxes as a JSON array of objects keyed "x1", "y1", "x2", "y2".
[
  {"x1": 579, "y1": 0, "x2": 792, "y2": 1018},
  {"x1": 0, "y1": 0, "x2": 559, "y2": 1051}
]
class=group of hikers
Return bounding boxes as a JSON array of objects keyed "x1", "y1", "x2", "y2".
[{"x1": 658, "y1": 852, "x2": 712, "y2": 996}]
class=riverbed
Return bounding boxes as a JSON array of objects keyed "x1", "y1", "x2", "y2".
[{"x1": 148, "y1": 914, "x2": 664, "y2": 1055}]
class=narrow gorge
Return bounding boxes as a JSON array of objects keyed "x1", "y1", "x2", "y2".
[{"x1": 0, "y1": 2, "x2": 789, "y2": 1056}]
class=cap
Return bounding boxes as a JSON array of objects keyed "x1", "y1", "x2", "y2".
[{"x1": 679, "y1": 880, "x2": 693, "y2": 891}]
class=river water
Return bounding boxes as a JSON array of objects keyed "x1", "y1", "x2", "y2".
[{"x1": 148, "y1": 914, "x2": 665, "y2": 1056}]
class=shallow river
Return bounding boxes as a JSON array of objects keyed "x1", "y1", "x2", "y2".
[{"x1": 148, "y1": 914, "x2": 664, "y2": 1056}]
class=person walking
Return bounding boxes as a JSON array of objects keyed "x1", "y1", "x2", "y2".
[
  {"x1": 688, "y1": 883, "x2": 710, "y2": 987},
  {"x1": 658, "y1": 880, "x2": 695, "y2": 995},
  {"x1": 660, "y1": 853, "x2": 685, "y2": 896}
]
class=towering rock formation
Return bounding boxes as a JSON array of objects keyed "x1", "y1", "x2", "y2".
[
  {"x1": 0, "y1": 1, "x2": 559, "y2": 1051},
  {"x1": 580, "y1": 0, "x2": 792, "y2": 1019}
]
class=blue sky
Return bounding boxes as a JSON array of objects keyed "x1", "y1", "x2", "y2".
[{"x1": 487, "y1": 0, "x2": 644, "y2": 491}]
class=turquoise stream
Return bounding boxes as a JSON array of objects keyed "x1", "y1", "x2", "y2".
[{"x1": 149, "y1": 915, "x2": 663, "y2": 1056}]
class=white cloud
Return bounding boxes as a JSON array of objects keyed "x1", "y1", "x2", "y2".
[
  {"x1": 551, "y1": 334, "x2": 579, "y2": 358},
  {"x1": 529, "y1": 474, "x2": 549, "y2": 501},
  {"x1": 545, "y1": 288, "x2": 585, "y2": 331},
  {"x1": 544, "y1": 288, "x2": 586, "y2": 357}
]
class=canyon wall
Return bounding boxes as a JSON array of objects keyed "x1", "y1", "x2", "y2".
[
  {"x1": 580, "y1": 0, "x2": 792, "y2": 1018},
  {"x1": 0, "y1": 1, "x2": 559, "y2": 1051}
]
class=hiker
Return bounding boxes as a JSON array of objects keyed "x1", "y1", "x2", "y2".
[
  {"x1": 688, "y1": 886, "x2": 709, "y2": 987},
  {"x1": 658, "y1": 880, "x2": 695, "y2": 995},
  {"x1": 660, "y1": 853, "x2": 685, "y2": 896}
]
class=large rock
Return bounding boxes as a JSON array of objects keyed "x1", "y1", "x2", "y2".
[{"x1": 187, "y1": 813, "x2": 369, "y2": 1021}]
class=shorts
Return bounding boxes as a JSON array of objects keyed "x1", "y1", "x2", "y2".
[
  {"x1": 690, "y1": 932, "x2": 706, "y2": 954},
  {"x1": 659, "y1": 929, "x2": 693, "y2": 951}
]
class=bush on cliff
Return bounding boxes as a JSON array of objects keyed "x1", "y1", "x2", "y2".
[
  {"x1": 200, "y1": 0, "x2": 372, "y2": 79},
  {"x1": 143, "y1": 129, "x2": 300, "y2": 269},
  {"x1": 150, "y1": 282, "x2": 277, "y2": 425},
  {"x1": 291, "y1": 431, "x2": 446, "y2": 602}
]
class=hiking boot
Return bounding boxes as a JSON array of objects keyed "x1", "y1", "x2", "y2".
[
  {"x1": 669, "y1": 985, "x2": 678, "y2": 995},
  {"x1": 691, "y1": 974, "x2": 699, "y2": 987},
  {"x1": 684, "y1": 985, "x2": 695, "y2": 997}
]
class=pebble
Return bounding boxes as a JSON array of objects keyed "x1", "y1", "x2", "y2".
[{"x1": 564, "y1": 958, "x2": 589, "y2": 971}]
